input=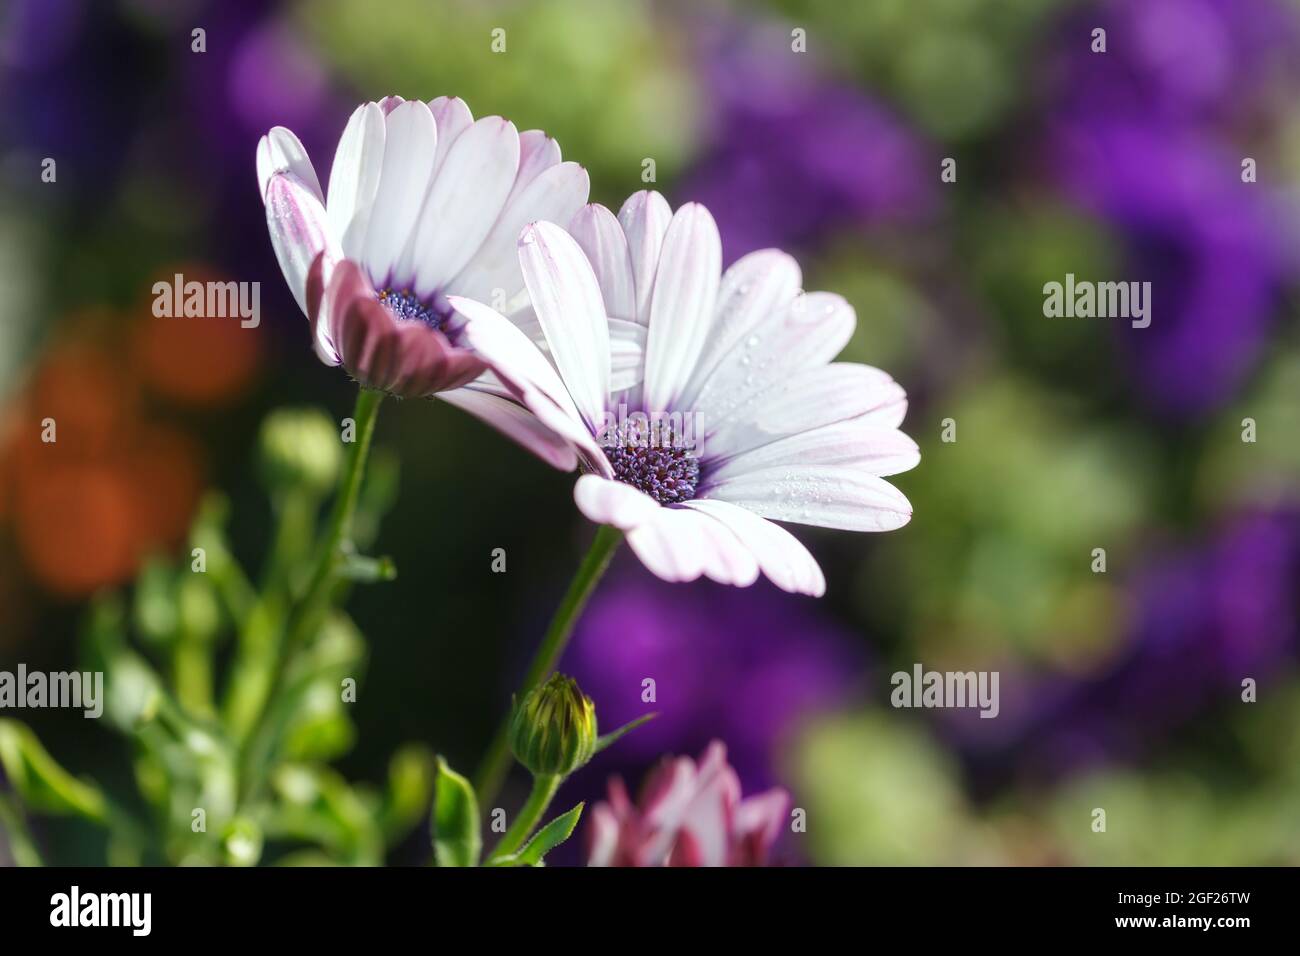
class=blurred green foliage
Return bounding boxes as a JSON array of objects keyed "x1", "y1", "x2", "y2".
[{"x1": 306, "y1": 0, "x2": 699, "y2": 203}]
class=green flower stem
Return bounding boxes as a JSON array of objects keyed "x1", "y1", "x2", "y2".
[
  {"x1": 486, "y1": 773, "x2": 560, "y2": 863},
  {"x1": 473, "y1": 524, "x2": 622, "y2": 809},
  {"x1": 224, "y1": 490, "x2": 322, "y2": 739},
  {"x1": 263, "y1": 492, "x2": 319, "y2": 592},
  {"x1": 237, "y1": 387, "x2": 383, "y2": 801}
]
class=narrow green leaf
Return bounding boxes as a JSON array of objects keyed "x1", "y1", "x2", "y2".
[
  {"x1": 0, "y1": 721, "x2": 108, "y2": 823},
  {"x1": 512, "y1": 802, "x2": 584, "y2": 867},
  {"x1": 432, "y1": 757, "x2": 481, "y2": 867},
  {"x1": 594, "y1": 713, "x2": 658, "y2": 754}
]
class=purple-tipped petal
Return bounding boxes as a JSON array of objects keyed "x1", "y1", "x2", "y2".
[
  {"x1": 364, "y1": 100, "x2": 438, "y2": 287},
  {"x1": 518, "y1": 221, "x2": 611, "y2": 431},
  {"x1": 643, "y1": 203, "x2": 722, "y2": 413},
  {"x1": 568, "y1": 203, "x2": 637, "y2": 321},
  {"x1": 617, "y1": 190, "x2": 673, "y2": 325},
  {"x1": 448, "y1": 160, "x2": 591, "y2": 305},
  {"x1": 426, "y1": 95, "x2": 474, "y2": 178},
  {"x1": 410, "y1": 117, "x2": 520, "y2": 298},
  {"x1": 256, "y1": 126, "x2": 322, "y2": 204},
  {"x1": 264, "y1": 171, "x2": 339, "y2": 316},
  {"x1": 510, "y1": 129, "x2": 563, "y2": 202},
  {"x1": 326, "y1": 102, "x2": 386, "y2": 259}
]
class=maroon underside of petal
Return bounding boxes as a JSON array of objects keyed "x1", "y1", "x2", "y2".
[
  {"x1": 310, "y1": 258, "x2": 487, "y2": 398},
  {"x1": 305, "y1": 252, "x2": 327, "y2": 319},
  {"x1": 334, "y1": 296, "x2": 487, "y2": 399},
  {"x1": 305, "y1": 251, "x2": 330, "y2": 349}
]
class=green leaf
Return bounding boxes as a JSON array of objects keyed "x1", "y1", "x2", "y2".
[
  {"x1": 338, "y1": 551, "x2": 397, "y2": 583},
  {"x1": 432, "y1": 757, "x2": 481, "y2": 867},
  {"x1": 594, "y1": 713, "x2": 658, "y2": 754},
  {"x1": 0, "y1": 794, "x2": 43, "y2": 866},
  {"x1": 0, "y1": 721, "x2": 107, "y2": 823},
  {"x1": 508, "y1": 802, "x2": 584, "y2": 867}
]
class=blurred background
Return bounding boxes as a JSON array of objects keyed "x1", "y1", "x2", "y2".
[{"x1": 1, "y1": 0, "x2": 1298, "y2": 865}]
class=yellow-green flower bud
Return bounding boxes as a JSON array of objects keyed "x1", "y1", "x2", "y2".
[
  {"x1": 258, "y1": 407, "x2": 342, "y2": 496},
  {"x1": 509, "y1": 674, "x2": 598, "y2": 777}
]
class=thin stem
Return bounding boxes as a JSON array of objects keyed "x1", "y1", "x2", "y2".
[
  {"x1": 473, "y1": 524, "x2": 622, "y2": 809},
  {"x1": 237, "y1": 387, "x2": 383, "y2": 801},
  {"x1": 486, "y1": 774, "x2": 560, "y2": 863},
  {"x1": 0, "y1": 795, "x2": 43, "y2": 867},
  {"x1": 173, "y1": 635, "x2": 214, "y2": 718}
]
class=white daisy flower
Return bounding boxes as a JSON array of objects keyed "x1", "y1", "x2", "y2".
[
  {"x1": 447, "y1": 191, "x2": 919, "y2": 596},
  {"x1": 257, "y1": 94, "x2": 591, "y2": 467}
]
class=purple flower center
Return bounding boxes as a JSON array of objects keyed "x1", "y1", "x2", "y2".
[
  {"x1": 604, "y1": 418, "x2": 700, "y2": 505},
  {"x1": 377, "y1": 288, "x2": 444, "y2": 330}
]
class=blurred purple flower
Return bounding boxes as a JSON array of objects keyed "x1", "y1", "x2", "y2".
[
  {"x1": 0, "y1": 0, "x2": 149, "y2": 200},
  {"x1": 561, "y1": 564, "x2": 863, "y2": 791},
  {"x1": 1049, "y1": 0, "x2": 1300, "y2": 127},
  {"x1": 948, "y1": 510, "x2": 1300, "y2": 783},
  {"x1": 1045, "y1": 0, "x2": 1300, "y2": 417},
  {"x1": 1050, "y1": 120, "x2": 1293, "y2": 416},
  {"x1": 678, "y1": 24, "x2": 935, "y2": 264}
]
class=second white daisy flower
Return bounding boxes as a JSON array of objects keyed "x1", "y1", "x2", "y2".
[{"x1": 449, "y1": 191, "x2": 919, "y2": 596}]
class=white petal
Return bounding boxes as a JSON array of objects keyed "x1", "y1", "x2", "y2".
[
  {"x1": 704, "y1": 465, "x2": 912, "y2": 532},
  {"x1": 446, "y1": 161, "x2": 590, "y2": 305},
  {"x1": 568, "y1": 204, "x2": 636, "y2": 321},
  {"x1": 686, "y1": 509, "x2": 761, "y2": 587},
  {"x1": 427, "y1": 95, "x2": 474, "y2": 178},
  {"x1": 510, "y1": 130, "x2": 562, "y2": 202},
  {"x1": 706, "y1": 363, "x2": 909, "y2": 461},
  {"x1": 623, "y1": 505, "x2": 758, "y2": 587},
  {"x1": 256, "y1": 126, "x2": 322, "y2": 204},
  {"x1": 410, "y1": 117, "x2": 520, "y2": 297},
  {"x1": 326, "y1": 102, "x2": 385, "y2": 260},
  {"x1": 617, "y1": 190, "x2": 672, "y2": 324},
  {"x1": 643, "y1": 203, "x2": 722, "y2": 413},
  {"x1": 624, "y1": 508, "x2": 709, "y2": 583},
  {"x1": 445, "y1": 295, "x2": 612, "y2": 476},
  {"x1": 709, "y1": 420, "x2": 920, "y2": 483},
  {"x1": 679, "y1": 499, "x2": 825, "y2": 596},
  {"x1": 264, "y1": 172, "x2": 340, "y2": 315},
  {"x1": 361, "y1": 100, "x2": 438, "y2": 287},
  {"x1": 510, "y1": 311, "x2": 645, "y2": 392},
  {"x1": 438, "y1": 387, "x2": 578, "y2": 471},
  {"x1": 518, "y1": 221, "x2": 610, "y2": 431},
  {"x1": 608, "y1": 317, "x2": 647, "y2": 392},
  {"x1": 677, "y1": 249, "x2": 802, "y2": 409},
  {"x1": 573, "y1": 474, "x2": 659, "y2": 530},
  {"x1": 692, "y1": 291, "x2": 856, "y2": 433}
]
